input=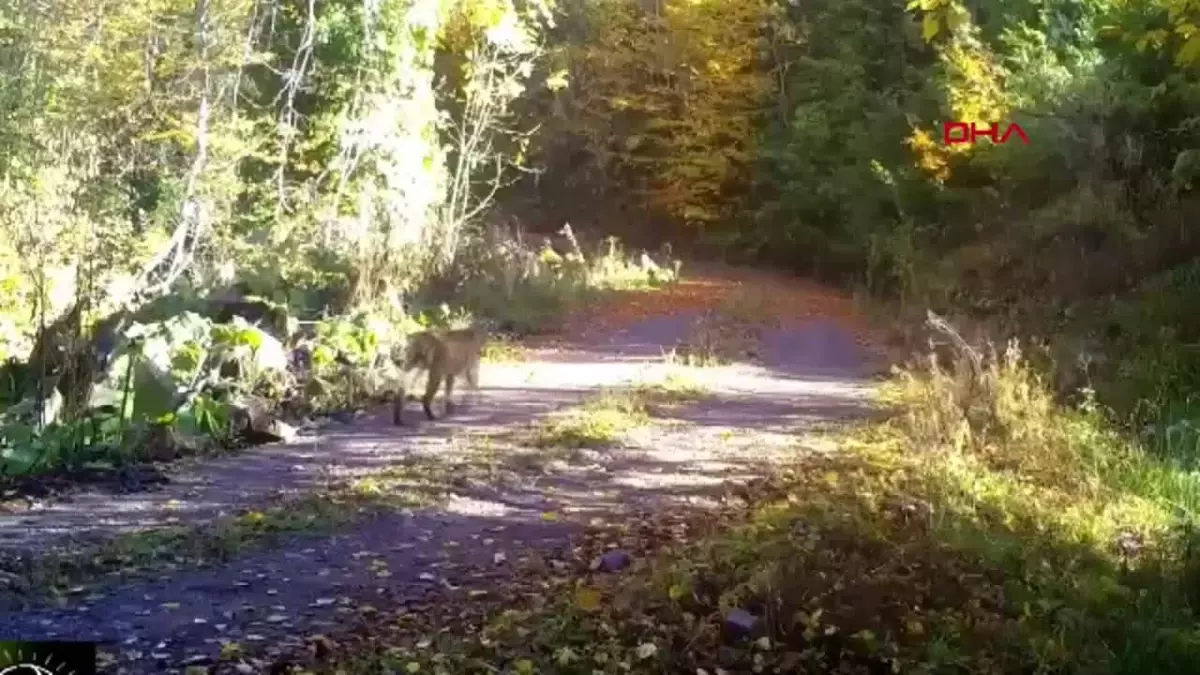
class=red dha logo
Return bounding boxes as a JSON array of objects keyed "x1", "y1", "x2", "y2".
[{"x1": 943, "y1": 122, "x2": 1030, "y2": 145}]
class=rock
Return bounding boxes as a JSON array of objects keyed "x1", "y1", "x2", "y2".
[
  {"x1": 171, "y1": 426, "x2": 211, "y2": 455},
  {"x1": 230, "y1": 395, "x2": 291, "y2": 444},
  {"x1": 267, "y1": 419, "x2": 298, "y2": 442},
  {"x1": 598, "y1": 549, "x2": 631, "y2": 573},
  {"x1": 724, "y1": 608, "x2": 759, "y2": 635}
]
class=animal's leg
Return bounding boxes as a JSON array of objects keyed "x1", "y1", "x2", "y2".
[{"x1": 421, "y1": 370, "x2": 441, "y2": 421}]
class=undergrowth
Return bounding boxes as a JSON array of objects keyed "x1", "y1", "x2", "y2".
[
  {"x1": 455, "y1": 233, "x2": 680, "y2": 337},
  {"x1": 0, "y1": 231, "x2": 677, "y2": 482}
]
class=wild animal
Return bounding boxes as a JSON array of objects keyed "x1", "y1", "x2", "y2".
[{"x1": 392, "y1": 325, "x2": 487, "y2": 425}]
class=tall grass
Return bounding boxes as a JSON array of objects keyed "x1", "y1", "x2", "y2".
[{"x1": 844, "y1": 340, "x2": 1200, "y2": 673}]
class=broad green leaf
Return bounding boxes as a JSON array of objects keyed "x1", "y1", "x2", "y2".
[
  {"x1": 1178, "y1": 34, "x2": 1200, "y2": 66},
  {"x1": 130, "y1": 359, "x2": 178, "y2": 421}
]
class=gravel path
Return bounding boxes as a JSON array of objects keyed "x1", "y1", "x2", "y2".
[{"x1": 0, "y1": 274, "x2": 880, "y2": 674}]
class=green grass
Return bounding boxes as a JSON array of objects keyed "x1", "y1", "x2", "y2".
[{"x1": 522, "y1": 380, "x2": 710, "y2": 450}]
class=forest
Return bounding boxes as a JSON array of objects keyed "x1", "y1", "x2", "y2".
[{"x1": 3, "y1": 0, "x2": 1200, "y2": 672}]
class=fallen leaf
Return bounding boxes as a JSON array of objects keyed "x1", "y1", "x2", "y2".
[
  {"x1": 574, "y1": 586, "x2": 603, "y2": 611},
  {"x1": 636, "y1": 642, "x2": 658, "y2": 660},
  {"x1": 219, "y1": 642, "x2": 243, "y2": 659}
]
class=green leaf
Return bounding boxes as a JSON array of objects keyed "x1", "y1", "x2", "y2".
[
  {"x1": 0, "y1": 435, "x2": 40, "y2": 475},
  {"x1": 130, "y1": 359, "x2": 179, "y2": 421},
  {"x1": 1177, "y1": 34, "x2": 1200, "y2": 66}
]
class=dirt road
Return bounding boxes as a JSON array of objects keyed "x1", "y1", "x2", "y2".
[{"x1": 0, "y1": 269, "x2": 881, "y2": 674}]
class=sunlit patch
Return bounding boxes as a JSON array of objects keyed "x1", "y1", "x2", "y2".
[
  {"x1": 610, "y1": 469, "x2": 732, "y2": 490},
  {"x1": 443, "y1": 494, "x2": 514, "y2": 517}
]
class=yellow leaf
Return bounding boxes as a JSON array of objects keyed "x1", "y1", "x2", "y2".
[
  {"x1": 922, "y1": 14, "x2": 941, "y2": 42},
  {"x1": 575, "y1": 586, "x2": 603, "y2": 611},
  {"x1": 946, "y1": 6, "x2": 969, "y2": 31},
  {"x1": 541, "y1": 511, "x2": 560, "y2": 521},
  {"x1": 546, "y1": 69, "x2": 569, "y2": 91}
]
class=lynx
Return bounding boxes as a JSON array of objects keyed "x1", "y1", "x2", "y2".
[{"x1": 392, "y1": 326, "x2": 487, "y2": 425}]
